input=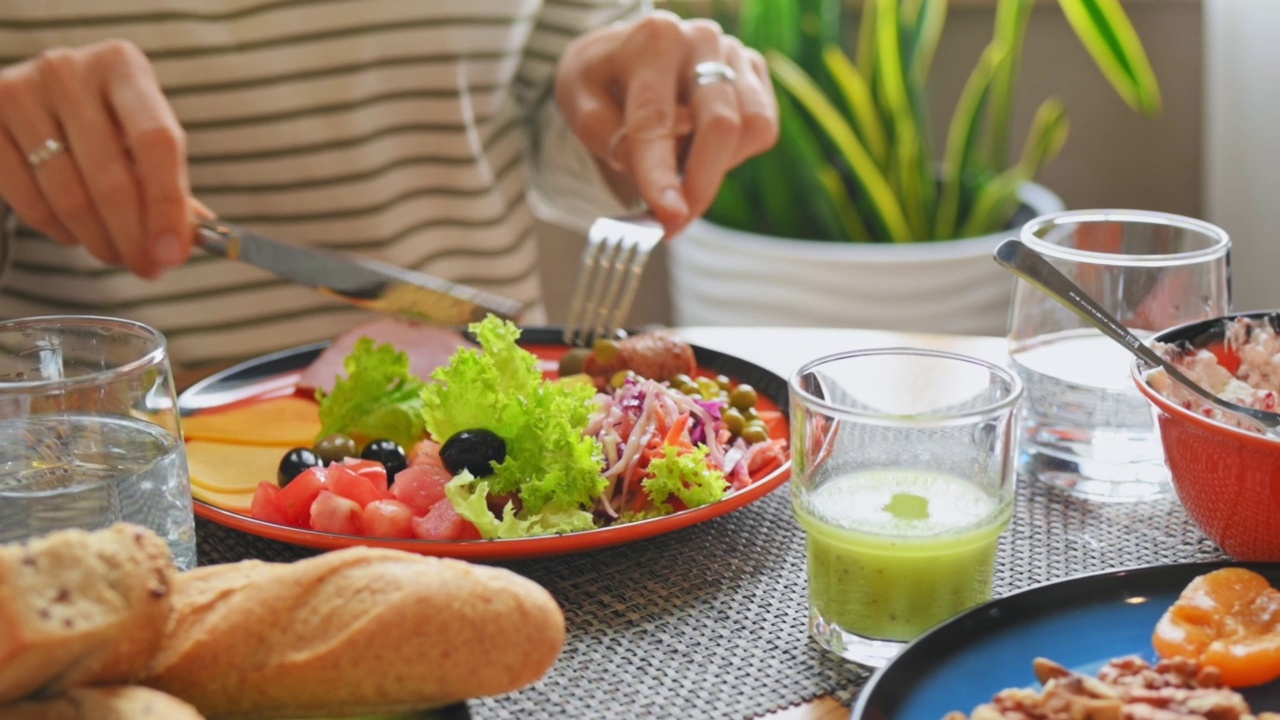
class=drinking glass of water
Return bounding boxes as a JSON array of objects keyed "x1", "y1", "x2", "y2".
[
  {"x1": 0, "y1": 316, "x2": 196, "y2": 569},
  {"x1": 1008, "y1": 210, "x2": 1231, "y2": 502}
]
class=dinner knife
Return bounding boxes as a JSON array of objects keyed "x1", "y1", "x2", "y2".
[{"x1": 194, "y1": 218, "x2": 527, "y2": 327}]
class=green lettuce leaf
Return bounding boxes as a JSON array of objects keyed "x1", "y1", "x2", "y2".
[
  {"x1": 422, "y1": 316, "x2": 606, "y2": 517},
  {"x1": 446, "y1": 472, "x2": 598, "y2": 539},
  {"x1": 315, "y1": 337, "x2": 426, "y2": 449},
  {"x1": 641, "y1": 446, "x2": 728, "y2": 514}
]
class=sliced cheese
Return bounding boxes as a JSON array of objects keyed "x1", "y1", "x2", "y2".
[
  {"x1": 190, "y1": 483, "x2": 255, "y2": 515},
  {"x1": 188, "y1": 440, "x2": 288, "y2": 494},
  {"x1": 182, "y1": 396, "x2": 320, "y2": 447}
]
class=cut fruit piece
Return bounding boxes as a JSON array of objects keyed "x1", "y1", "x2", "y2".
[
  {"x1": 187, "y1": 440, "x2": 294, "y2": 494},
  {"x1": 190, "y1": 484, "x2": 255, "y2": 514},
  {"x1": 182, "y1": 396, "x2": 321, "y2": 446}
]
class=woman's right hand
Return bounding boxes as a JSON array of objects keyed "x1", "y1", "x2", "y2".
[{"x1": 0, "y1": 39, "x2": 192, "y2": 278}]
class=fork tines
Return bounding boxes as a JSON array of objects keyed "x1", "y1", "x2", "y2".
[{"x1": 563, "y1": 215, "x2": 664, "y2": 348}]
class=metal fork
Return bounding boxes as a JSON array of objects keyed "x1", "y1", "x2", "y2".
[{"x1": 562, "y1": 214, "x2": 666, "y2": 347}]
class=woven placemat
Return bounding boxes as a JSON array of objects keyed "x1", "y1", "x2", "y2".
[{"x1": 195, "y1": 476, "x2": 1227, "y2": 720}]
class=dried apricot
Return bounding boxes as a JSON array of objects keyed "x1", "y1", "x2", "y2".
[{"x1": 1153, "y1": 567, "x2": 1280, "y2": 687}]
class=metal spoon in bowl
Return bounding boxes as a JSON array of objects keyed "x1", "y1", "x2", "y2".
[{"x1": 993, "y1": 238, "x2": 1280, "y2": 437}]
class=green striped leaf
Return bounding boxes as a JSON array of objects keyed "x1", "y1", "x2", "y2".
[
  {"x1": 768, "y1": 50, "x2": 913, "y2": 243},
  {"x1": 934, "y1": 43, "x2": 1006, "y2": 240},
  {"x1": 823, "y1": 46, "x2": 889, "y2": 169},
  {"x1": 775, "y1": 92, "x2": 870, "y2": 241},
  {"x1": 985, "y1": 0, "x2": 1034, "y2": 170},
  {"x1": 855, "y1": 0, "x2": 877, "y2": 84},
  {"x1": 907, "y1": 0, "x2": 947, "y2": 91},
  {"x1": 1058, "y1": 0, "x2": 1162, "y2": 117},
  {"x1": 960, "y1": 98, "x2": 1069, "y2": 237}
]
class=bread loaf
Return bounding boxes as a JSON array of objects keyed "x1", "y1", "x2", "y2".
[
  {"x1": 4, "y1": 685, "x2": 204, "y2": 720},
  {"x1": 144, "y1": 546, "x2": 565, "y2": 719},
  {"x1": 0, "y1": 524, "x2": 174, "y2": 704}
]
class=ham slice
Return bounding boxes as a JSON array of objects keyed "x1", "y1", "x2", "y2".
[{"x1": 297, "y1": 319, "x2": 475, "y2": 394}]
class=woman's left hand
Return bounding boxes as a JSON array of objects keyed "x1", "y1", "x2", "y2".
[{"x1": 555, "y1": 11, "x2": 779, "y2": 236}]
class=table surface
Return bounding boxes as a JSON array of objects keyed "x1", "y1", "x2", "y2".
[{"x1": 188, "y1": 325, "x2": 1228, "y2": 720}]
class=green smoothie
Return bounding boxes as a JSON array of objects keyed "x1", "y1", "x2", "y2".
[{"x1": 794, "y1": 468, "x2": 1010, "y2": 642}]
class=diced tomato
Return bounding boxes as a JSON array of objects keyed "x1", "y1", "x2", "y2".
[
  {"x1": 1206, "y1": 341, "x2": 1243, "y2": 375},
  {"x1": 360, "y1": 499, "x2": 416, "y2": 539},
  {"x1": 327, "y1": 462, "x2": 392, "y2": 508},
  {"x1": 249, "y1": 482, "x2": 293, "y2": 526},
  {"x1": 309, "y1": 490, "x2": 362, "y2": 535},
  {"x1": 392, "y1": 463, "x2": 452, "y2": 515},
  {"x1": 340, "y1": 457, "x2": 388, "y2": 492},
  {"x1": 411, "y1": 499, "x2": 481, "y2": 540},
  {"x1": 408, "y1": 440, "x2": 444, "y2": 468},
  {"x1": 275, "y1": 466, "x2": 329, "y2": 526}
]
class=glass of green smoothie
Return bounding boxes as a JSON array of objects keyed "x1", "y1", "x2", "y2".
[{"x1": 789, "y1": 348, "x2": 1022, "y2": 667}]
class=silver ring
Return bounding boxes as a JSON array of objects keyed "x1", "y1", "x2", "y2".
[
  {"x1": 693, "y1": 61, "x2": 737, "y2": 87},
  {"x1": 605, "y1": 127, "x2": 627, "y2": 172},
  {"x1": 26, "y1": 138, "x2": 66, "y2": 169}
]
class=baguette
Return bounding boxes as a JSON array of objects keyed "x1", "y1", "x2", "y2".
[
  {"x1": 3, "y1": 685, "x2": 205, "y2": 720},
  {"x1": 0, "y1": 524, "x2": 174, "y2": 704},
  {"x1": 144, "y1": 546, "x2": 566, "y2": 719}
]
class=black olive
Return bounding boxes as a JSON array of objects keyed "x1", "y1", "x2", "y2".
[
  {"x1": 314, "y1": 433, "x2": 358, "y2": 464},
  {"x1": 361, "y1": 438, "x2": 408, "y2": 482},
  {"x1": 440, "y1": 429, "x2": 506, "y2": 477},
  {"x1": 278, "y1": 447, "x2": 321, "y2": 487}
]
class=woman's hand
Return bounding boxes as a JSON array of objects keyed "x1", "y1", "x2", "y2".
[
  {"x1": 555, "y1": 11, "x2": 779, "y2": 236},
  {"x1": 0, "y1": 39, "x2": 191, "y2": 278}
]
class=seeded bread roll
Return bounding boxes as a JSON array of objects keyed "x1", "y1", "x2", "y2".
[
  {"x1": 0, "y1": 524, "x2": 174, "y2": 704},
  {"x1": 144, "y1": 547, "x2": 565, "y2": 719},
  {"x1": 3, "y1": 685, "x2": 204, "y2": 720}
]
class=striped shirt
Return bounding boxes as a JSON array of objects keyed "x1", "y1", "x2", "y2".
[{"x1": 0, "y1": 0, "x2": 643, "y2": 369}]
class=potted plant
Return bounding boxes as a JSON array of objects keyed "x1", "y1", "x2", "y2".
[{"x1": 668, "y1": 0, "x2": 1161, "y2": 335}]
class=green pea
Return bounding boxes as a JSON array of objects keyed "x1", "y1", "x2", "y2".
[
  {"x1": 610, "y1": 370, "x2": 635, "y2": 389},
  {"x1": 722, "y1": 407, "x2": 746, "y2": 436},
  {"x1": 671, "y1": 373, "x2": 694, "y2": 389},
  {"x1": 715, "y1": 374, "x2": 732, "y2": 391},
  {"x1": 729, "y1": 384, "x2": 758, "y2": 411},
  {"x1": 741, "y1": 423, "x2": 769, "y2": 445},
  {"x1": 593, "y1": 338, "x2": 621, "y2": 364},
  {"x1": 697, "y1": 377, "x2": 720, "y2": 398},
  {"x1": 559, "y1": 348, "x2": 591, "y2": 377}
]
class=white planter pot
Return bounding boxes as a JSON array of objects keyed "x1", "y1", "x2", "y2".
[{"x1": 668, "y1": 182, "x2": 1065, "y2": 336}]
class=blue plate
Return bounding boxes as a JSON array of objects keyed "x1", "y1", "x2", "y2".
[{"x1": 852, "y1": 562, "x2": 1280, "y2": 720}]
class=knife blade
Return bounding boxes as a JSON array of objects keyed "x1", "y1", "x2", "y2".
[{"x1": 194, "y1": 218, "x2": 527, "y2": 327}]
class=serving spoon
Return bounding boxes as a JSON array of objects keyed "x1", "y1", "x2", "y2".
[{"x1": 993, "y1": 238, "x2": 1280, "y2": 438}]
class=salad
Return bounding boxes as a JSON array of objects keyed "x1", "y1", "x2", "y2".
[{"x1": 247, "y1": 316, "x2": 788, "y2": 541}]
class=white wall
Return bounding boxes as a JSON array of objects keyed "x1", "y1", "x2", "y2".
[{"x1": 1205, "y1": 0, "x2": 1280, "y2": 312}]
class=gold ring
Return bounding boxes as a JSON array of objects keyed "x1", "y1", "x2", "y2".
[
  {"x1": 26, "y1": 138, "x2": 66, "y2": 169},
  {"x1": 693, "y1": 61, "x2": 737, "y2": 87}
]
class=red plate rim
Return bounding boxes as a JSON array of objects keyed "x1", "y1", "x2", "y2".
[{"x1": 184, "y1": 330, "x2": 792, "y2": 561}]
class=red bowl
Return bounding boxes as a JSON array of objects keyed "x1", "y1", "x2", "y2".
[{"x1": 1132, "y1": 310, "x2": 1280, "y2": 561}]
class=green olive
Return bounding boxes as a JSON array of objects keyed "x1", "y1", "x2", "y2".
[
  {"x1": 715, "y1": 374, "x2": 732, "y2": 391},
  {"x1": 741, "y1": 423, "x2": 770, "y2": 445},
  {"x1": 722, "y1": 407, "x2": 746, "y2": 436},
  {"x1": 729, "y1": 384, "x2": 758, "y2": 411},
  {"x1": 559, "y1": 347, "x2": 591, "y2": 377},
  {"x1": 593, "y1": 338, "x2": 621, "y2": 364},
  {"x1": 610, "y1": 369, "x2": 635, "y2": 389},
  {"x1": 314, "y1": 433, "x2": 358, "y2": 463}
]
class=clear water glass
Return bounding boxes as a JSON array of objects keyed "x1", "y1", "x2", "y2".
[
  {"x1": 1008, "y1": 210, "x2": 1231, "y2": 502},
  {"x1": 0, "y1": 316, "x2": 196, "y2": 569},
  {"x1": 790, "y1": 349, "x2": 1022, "y2": 667}
]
